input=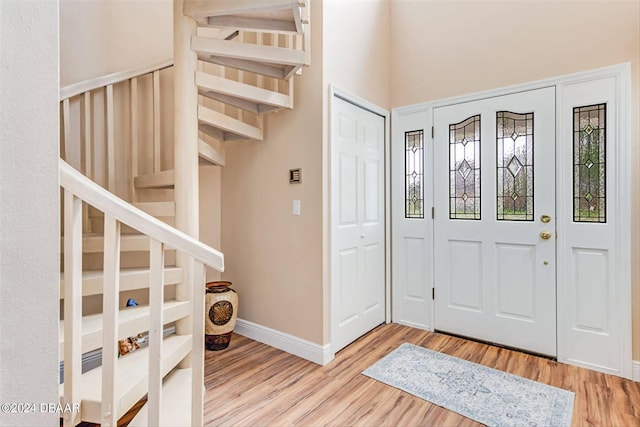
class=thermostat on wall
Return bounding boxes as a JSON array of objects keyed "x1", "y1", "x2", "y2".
[{"x1": 289, "y1": 168, "x2": 302, "y2": 184}]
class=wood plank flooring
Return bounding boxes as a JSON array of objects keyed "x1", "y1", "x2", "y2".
[{"x1": 203, "y1": 324, "x2": 640, "y2": 426}]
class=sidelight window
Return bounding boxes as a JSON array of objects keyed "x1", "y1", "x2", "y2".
[
  {"x1": 405, "y1": 129, "x2": 424, "y2": 219},
  {"x1": 573, "y1": 103, "x2": 606, "y2": 223}
]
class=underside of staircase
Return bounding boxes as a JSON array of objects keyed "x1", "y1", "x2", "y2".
[{"x1": 58, "y1": 1, "x2": 311, "y2": 426}]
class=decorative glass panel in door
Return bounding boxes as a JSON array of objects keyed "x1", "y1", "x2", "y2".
[{"x1": 496, "y1": 111, "x2": 534, "y2": 221}]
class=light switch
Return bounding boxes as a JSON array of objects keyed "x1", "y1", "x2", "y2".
[{"x1": 293, "y1": 199, "x2": 301, "y2": 216}]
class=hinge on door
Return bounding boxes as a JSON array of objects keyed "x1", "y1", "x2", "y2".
[
  {"x1": 431, "y1": 126, "x2": 434, "y2": 138},
  {"x1": 432, "y1": 207, "x2": 434, "y2": 219},
  {"x1": 432, "y1": 288, "x2": 435, "y2": 300}
]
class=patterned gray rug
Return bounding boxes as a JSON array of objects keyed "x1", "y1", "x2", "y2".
[{"x1": 363, "y1": 343, "x2": 574, "y2": 427}]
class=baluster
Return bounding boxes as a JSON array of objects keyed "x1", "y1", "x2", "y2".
[
  {"x1": 101, "y1": 215, "x2": 120, "y2": 427},
  {"x1": 82, "y1": 92, "x2": 93, "y2": 180},
  {"x1": 62, "y1": 98, "x2": 71, "y2": 161},
  {"x1": 106, "y1": 85, "x2": 116, "y2": 192},
  {"x1": 237, "y1": 32, "x2": 245, "y2": 122},
  {"x1": 153, "y1": 70, "x2": 161, "y2": 173},
  {"x1": 303, "y1": 1, "x2": 311, "y2": 66},
  {"x1": 148, "y1": 239, "x2": 165, "y2": 426},
  {"x1": 256, "y1": 32, "x2": 264, "y2": 89},
  {"x1": 191, "y1": 260, "x2": 205, "y2": 427},
  {"x1": 271, "y1": 34, "x2": 278, "y2": 92},
  {"x1": 255, "y1": 32, "x2": 265, "y2": 130},
  {"x1": 63, "y1": 190, "x2": 82, "y2": 427},
  {"x1": 286, "y1": 35, "x2": 295, "y2": 106},
  {"x1": 81, "y1": 92, "x2": 92, "y2": 232},
  {"x1": 130, "y1": 78, "x2": 139, "y2": 202},
  {"x1": 219, "y1": 51, "x2": 227, "y2": 116}
]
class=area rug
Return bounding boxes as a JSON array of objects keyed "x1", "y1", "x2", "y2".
[{"x1": 362, "y1": 343, "x2": 574, "y2": 427}]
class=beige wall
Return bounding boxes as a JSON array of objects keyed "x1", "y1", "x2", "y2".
[
  {"x1": 60, "y1": 0, "x2": 173, "y2": 87},
  {"x1": 221, "y1": 1, "x2": 325, "y2": 343},
  {"x1": 390, "y1": 0, "x2": 640, "y2": 358},
  {"x1": 323, "y1": 0, "x2": 391, "y2": 109}
]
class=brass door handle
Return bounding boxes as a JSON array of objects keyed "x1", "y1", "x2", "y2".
[
  {"x1": 540, "y1": 214, "x2": 551, "y2": 223},
  {"x1": 540, "y1": 231, "x2": 552, "y2": 240}
]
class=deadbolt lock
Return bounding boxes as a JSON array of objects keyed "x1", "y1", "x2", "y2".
[
  {"x1": 540, "y1": 231, "x2": 552, "y2": 240},
  {"x1": 540, "y1": 214, "x2": 551, "y2": 223}
]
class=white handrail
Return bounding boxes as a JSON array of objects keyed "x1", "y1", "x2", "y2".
[
  {"x1": 60, "y1": 59, "x2": 173, "y2": 101},
  {"x1": 59, "y1": 158, "x2": 224, "y2": 272}
]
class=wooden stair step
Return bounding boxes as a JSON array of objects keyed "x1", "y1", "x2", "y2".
[
  {"x1": 134, "y1": 170, "x2": 175, "y2": 189},
  {"x1": 61, "y1": 233, "x2": 150, "y2": 253},
  {"x1": 59, "y1": 300, "x2": 191, "y2": 361},
  {"x1": 199, "y1": 139, "x2": 226, "y2": 167},
  {"x1": 88, "y1": 216, "x2": 141, "y2": 234},
  {"x1": 87, "y1": 202, "x2": 174, "y2": 218},
  {"x1": 59, "y1": 334, "x2": 192, "y2": 424},
  {"x1": 186, "y1": 0, "x2": 303, "y2": 34},
  {"x1": 89, "y1": 215, "x2": 176, "y2": 233},
  {"x1": 196, "y1": 71, "x2": 291, "y2": 114},
  {"x1": 133, "y1": 201, "x2": 175, "y2": 217},
  {"x1": 128, "y1": 368, "x2": 193, "y2": 427},
  {"x1": 192, "y1": 36, "x2": 304, "y2": 79},
  {"x1": 59, "y1": 266, "x2": 184, "y2": 297},
  {"x1": 198, "y1": 104, "x2": 263, "y2": 141}
]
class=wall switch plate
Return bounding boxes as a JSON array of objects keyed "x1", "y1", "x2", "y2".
[{"x1": 293, "y1": 199, "x2": 301, "y2": 216}]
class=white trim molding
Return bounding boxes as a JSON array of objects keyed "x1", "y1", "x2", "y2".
[
  {"x1": 633, "y1": 361, "x2": 640, "y2": 382},
  {"x1": 234, "y1": 319, "x2": 334, "y2": 366}
]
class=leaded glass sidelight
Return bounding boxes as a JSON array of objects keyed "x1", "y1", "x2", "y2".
[
  {"x1": 449, "y1": 115, "x2": 481, "y2": 220},
  {"x1": 405, "y1": 129, "x2": 424, "y2": 218},
  {"x1": 496, "y1": 111, "x2": 534, "y2": 221},
  {"x1": 574, "y1": 103, "x2": 606, "y2": 223}
]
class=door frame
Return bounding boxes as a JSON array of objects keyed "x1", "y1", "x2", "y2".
[
  {"x1": 391, "y1": 63, "x2": 632, "y2": 378},
  {"x1": 328, "y1": 85, "x2": 391, "y2": 358}
]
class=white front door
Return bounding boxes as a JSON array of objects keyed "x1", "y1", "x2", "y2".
[
  {"x1": 331, "y1": 96, "x2": 386, "y2": 353},
  {"x1": 433, "y1": 87, "x2": 556, "y2": 356}
]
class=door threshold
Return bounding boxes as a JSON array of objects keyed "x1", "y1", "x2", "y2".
[{"x1": 434, "y1": 329, "x2": 557, "y2": 361}]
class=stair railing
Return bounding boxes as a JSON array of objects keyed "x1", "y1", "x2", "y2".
[
  {"x1": 60, "y1": 59, "x2": 173, "y2": 217},
  {"x1": 60, "y1": 159, "x2": 223, "y2": 427}
]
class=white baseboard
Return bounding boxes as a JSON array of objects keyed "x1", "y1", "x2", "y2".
[
  {"x1": 633, "y1": 360, "x2": 640, "y2": 382},
  {"x1": 234, "y1": 318, "x2": 334, "y2": 366}
]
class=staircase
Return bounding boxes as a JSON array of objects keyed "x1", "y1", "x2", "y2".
[{"x1": 58, "y1": 1, "x2": 310, "y2": 426}]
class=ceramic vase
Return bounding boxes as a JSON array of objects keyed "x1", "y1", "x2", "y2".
[{"x1": 204, "y1": 281, "x2": 238, "y2": 351}]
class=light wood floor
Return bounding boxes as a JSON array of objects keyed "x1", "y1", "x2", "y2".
[{"x1": 203, "y1": 323, "x2": 640, "y2": 426}]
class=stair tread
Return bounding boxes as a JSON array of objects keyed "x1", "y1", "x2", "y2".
[
  {"x1": 185, "y1": 0, "x2": 300, "y2": 19},
  {"x1": 59, "y1": 334, "x2": 192, "y2": 424},
  {"x1": 60, "y1": 233, "x2": 164, "y2": 253},
  {"x1": 134, "y1": 170, "x2": 175, "y2": 189},
  {"x1": 192, "y1": 37, "x2": 304, "y2": 70},
  {"x1": 88, "y1": 202, "x2": 175, "y2": 218},
  {"x1": 133, "y1": 201, "x2": 175, "y2": 217},
  {"x1": 59, "y1": 266, "x2": 184, "y2": 297},
  {"x1": 59, "y1": 300, "x2": 191, "y2": 360},
  {"x1": 199, "y1": 139, "x2": 225, "y2": 167},
  {"x1": 198, "y1": 104, "x2": 263, "y2": 141},
  {"x1": 196, "y1": 71, "x2": 291, "y2": 113},
  {"x1": 128, "y1": 368, "x2": 193, "y2": 427}
]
